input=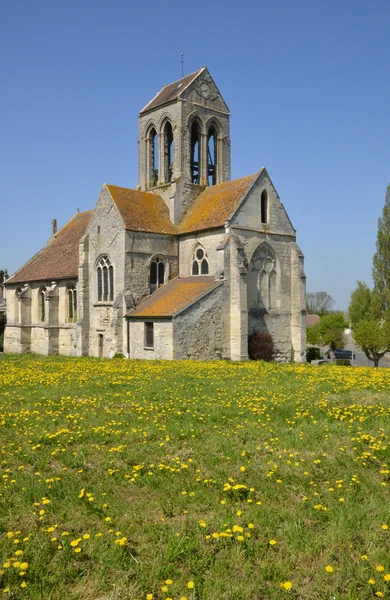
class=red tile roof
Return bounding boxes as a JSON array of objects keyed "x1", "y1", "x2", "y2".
[
  {"x1": 178, "y1": 173, "x2": 259, "y2": 234},
  {"x1": 7, "y1": 211, "x2": 92, "y2": 284},
  {"x1": 127, "y1": 276, "x2": 221, "y2": 318},
  {"x1": 306, "y1": 314, "x2": 320, "y2": 328},
  {"x1": 106, "y1": 184, "x2": 177, "y2": 235},
  {"x1": 139, "y1": 69, "x2": 204, "y2": 115}
]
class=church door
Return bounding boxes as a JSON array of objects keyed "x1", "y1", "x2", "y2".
[{"x1": 98, "y1": 334, "x2": 103, "y2": 358}]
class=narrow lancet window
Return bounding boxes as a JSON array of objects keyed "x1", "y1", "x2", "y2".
[
  {"x1": 207, "y1": 126, "x2": 217, "y2": 186},
  {"x1": 164, "y1": 121, "x2": 174, "y2": 183},
  {"x1": 190, "y1": 121, "x2": 201, "y2": 184},
  {"x1": 148, "y1": 127, "x2": 158, "y2": 187},
  {"x1": 261, "y1": 190, "x2": 268, "y2": 224},
  {"x1": 149, "y1": 256, "x2": 166, "y2": 293},
  {"x1": 97, "y1": 256, "x2": 114, "y2": 302}
]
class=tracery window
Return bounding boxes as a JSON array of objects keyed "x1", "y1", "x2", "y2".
[
  {"x1": 150, "y1": 256, "x2": 166, "y2": 293},
  {"x1": 192, "y1": 246, "x2": 209, "y2": 275},
  {"x1": 248, "y1": 243, "x2": 276, "y2": 311},
  {"x1": 68, "y1": 286, "x2": 77, "y2": 322},
  {"x1": 97, "y1": 256, "x2": 114, "y2": 302}
]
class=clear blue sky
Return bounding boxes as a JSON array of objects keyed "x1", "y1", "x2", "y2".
[{"x1": 1, "y1": 0, "x2": 389, "y2": 309}]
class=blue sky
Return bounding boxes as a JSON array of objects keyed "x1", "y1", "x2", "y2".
[{"x1": 1, "y1": 0, "x2": 389, "y2": 309}]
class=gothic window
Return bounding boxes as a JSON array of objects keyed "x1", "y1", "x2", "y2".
[
  {"x1": 39, "y1": 288, "x2": 46, "y2": 322},
  {"x1": 144, "y1": 322, "x2": 154, "y2": 349},
  {"x1": 148, "y1": 127, "x2": 158, "y2": 187},
  {"x1": 163, "y1": 121, "x2": 174, "y2": 183},
  {"x1": 261, "y1": 189, "x2": 268, "y2": 224},
  {"x1": 207, "y1": 125, "x2": 218, "y2": 186},
  {"x1": 14, "y1": 289, "x2": 21, "y2": 323},
  {"x1": 192, "y1": 246, "x2": 209, "y2": 275},
  {"x1": 97, "y1": 256, "x2": 114, "y2": 302},
  {"x1": 190, "y1": 120, "x2": 201, "y2": 184},
  {"x1": 149, "y1": 256, "x2": 166, "y2": 293},
  {"x1": 68, "y1": 286, "x2": 77, "y2": 323},
  {"x1": 248, "y1": 244, "x2": 276, "y2": 312}
]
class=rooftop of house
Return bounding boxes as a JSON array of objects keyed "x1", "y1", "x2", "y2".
[
  {"x1": 178, "y1": 173, "x2": 259, "y2": 234},
  {"x1": 106, "y1": 184, "x2": 177, "y2": 235},
  {"x1": 126, "y1": 276, "x2": 221, "y2": 319},
  {"x1": 7, "y1": 211, "x2": 92, "y2": 284},
  {"x1": 139, "y1": 69, "x2": 204, "y2": 115}
]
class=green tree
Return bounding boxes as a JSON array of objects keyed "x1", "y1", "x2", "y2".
[
  {"x1": 348, "y1": 281, "x2": 372, "y2": 327},
  {"x1": 306, "y1": 312, "x2": 347, "y2": 351},
  {"x1": 0, "y1": 269, "x2": 8, "y2": 284},
  {"x1": 353, "y1": 320, "x2": 390, "y2": 367},
  {"x1": 372, "y1": 184, "x2": 390, "y2": 319}
]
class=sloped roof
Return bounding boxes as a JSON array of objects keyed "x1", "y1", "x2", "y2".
[
  {"x1": 127, "y1": 276, "x2": 221, "y2": 318},
  {"x1": 178, "y1": 174, "x2": 259, "y2": 235},
  {"x1": 307, "y1": 314, "x2": 320, "y2": 328},
  {"x1": 139, "y1": 69, "x2": 204, "y2": 114},
  {"x1": 106, "y1": 184, "x2": 177, "y2": 235},
  {"x1": 7, "y1": 211, "x2": 92, "y2": 284}
]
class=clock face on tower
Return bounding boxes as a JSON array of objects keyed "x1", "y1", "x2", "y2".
[{"x1": 200, "y1": 82, "x2": 211, "y2": 99}]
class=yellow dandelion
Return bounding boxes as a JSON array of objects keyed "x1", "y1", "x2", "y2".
[
  {"x1": 187, "y1": 581, "x2": 195, "y2": 589},
  {"x1": 325, "y1": 565, "x2": 334, "y2": 573}
]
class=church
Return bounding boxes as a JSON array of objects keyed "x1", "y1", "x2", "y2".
[{"x1": 4, "y1": 67, "x2": 306, "y2": 361}]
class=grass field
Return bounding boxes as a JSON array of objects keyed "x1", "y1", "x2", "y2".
[{"x1": 0, "y1": 355, "x2": 389, "y2": 599}]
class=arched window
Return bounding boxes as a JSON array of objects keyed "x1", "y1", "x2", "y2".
[
  {"x1": 97, "y1": 256, "x2": 114, "y2": 302},
  {"x1": 163, "y1": 121, "x2": 174, "y2": 183},
  {"x1": 68, "y1": 286, "x2": 77, "y2": 323},
  {"x1": 148, "y1": 127, "x2": 158, "y2": 187},
  {"x1": 40, "y1": 288, "x2": 46, "y2": 322},
  {"x1": 261, "y1": 189, "x2": 268, "y2": 224},
  {"x1": 15, "y1": 289, "x2": 21, "y2": 323},
  {"x1": 149, "y1": 256, "x2": 166, "y2": 293},
  {"x1": 247, "y1": 243, "x2": 276, "y2": 312},
  {"x1": 207, "y1": 125, "x2": 218, "y2": 186},
  {"x1": 190, "y1": 120, "x2": 202, "y2": 184},
  {"x1": 192, "y1": 246, "x2": 209, "y2": 275}
]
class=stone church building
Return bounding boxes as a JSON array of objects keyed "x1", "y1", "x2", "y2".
[{"x1": 4, "y1": 68, "x2": 306, "y2": 361}]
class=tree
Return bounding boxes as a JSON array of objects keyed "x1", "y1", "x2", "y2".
[
  {"x1": 353, "y1": 320, "x2": 390, "y2": 367},
  {"x1": 0, "y1": 269, "x2": 8, "y2": 285},
  {"x1": 348, "y1": 281, "x2": 372, "y2": 327},
  {"x1": 372, "y1": 184, "x2": 390, "y2": 320},
  {"x1": 306, "y1": 291, "x2": 335, "y2": 316},
  {"x1": 306, "y1": 312, "x2": 347, "y2": 351}
]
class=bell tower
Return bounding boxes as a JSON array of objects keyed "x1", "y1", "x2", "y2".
[{"x1": 138, "y1": 67, "x2": 231, "y2": 224}]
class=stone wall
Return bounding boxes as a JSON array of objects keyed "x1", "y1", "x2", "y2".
[
  {"x1": 128, "y1": 320, "x2": 173, "y2": 360},
  {"x1": 173, "y1": 284, "x2": 223, "y2": 360}
]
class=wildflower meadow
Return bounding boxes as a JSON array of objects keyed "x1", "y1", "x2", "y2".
[{"x1": 0, "y1": 354, "x2": 389, "y2": 599}]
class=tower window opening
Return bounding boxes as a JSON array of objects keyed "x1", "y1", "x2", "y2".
[
  {"x1": 190, "y1": 121, "x2": 201, "y2": 184},
  {"x1": 148, "y1": 127, "x2": 158, "y2": 187},
  {"x1": 207, "y1": 126, "x2": 217, "y2": 186},
  {"x1": 164, "y1": 121, "x2": 174, "y2": 183},
  {"x1": 261, "y1": 189, "x2": 268, "y2": 224}
]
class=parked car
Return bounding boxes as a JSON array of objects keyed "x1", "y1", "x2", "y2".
[{"x1": 325, "y1": 348, "x2": 355, "y2": 360}]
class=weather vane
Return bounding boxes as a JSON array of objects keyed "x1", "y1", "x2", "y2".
[{"x1": 181, "y1": 52, "x2": 184, "y2": 78}]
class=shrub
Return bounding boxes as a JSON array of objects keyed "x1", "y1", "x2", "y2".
[
  {"x1": 306, "y1": 347, "x2": 321, "y2": 363},
  {"x1": 0, "y1": 331, "x2": 3, "y2": 353},
  {"x1": 335, "y1": 358, "x2": 351, "y2": 366},
  {"x1": 112, "y1": 353, "x2": 125, "y2": 359},
  {"x1": 248, "y1": 331, "x2": 275, "y2": 361}
]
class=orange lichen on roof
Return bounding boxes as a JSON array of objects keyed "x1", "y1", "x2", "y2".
[
  {"x1": 127, "y1": 277, "x2": 221, "y2": 318},
  {"x1": 7, "y1": 211, "x2": 92, "y2": 284},
  {"x1": 178, "y1": 174, "x2": 259, "y2": 235},
  {"x1": 106, "y1": 185, "x2": 177, "y2": 235},
  {"x1": 139, "y1": 69, "x2": 203, "y2": 114}
]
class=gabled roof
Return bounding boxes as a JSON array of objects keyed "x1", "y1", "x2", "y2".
[
  {"x1": 106, "y1": 184, "x2": 177, "y2": 235},
  {"x1": 139, "y1": 68, "x2": 205, "y2": 115},
  {"x1": 127, "y1": 276, "x2": 221, "y2": 318},
  {"x1": 178, "y1": 173, "x2": 259, "y2": 235},
  {"x1": 7, "y1": 211, "x2": 92, "y2": 284}
]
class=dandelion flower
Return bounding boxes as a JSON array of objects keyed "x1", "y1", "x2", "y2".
[{"x1": 325, "y1": 565, "x2": 334, "y2": 573}]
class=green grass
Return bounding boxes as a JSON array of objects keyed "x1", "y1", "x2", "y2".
[{"x1": 0, "y1": 354, "x2": 389, "y2": 599}]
